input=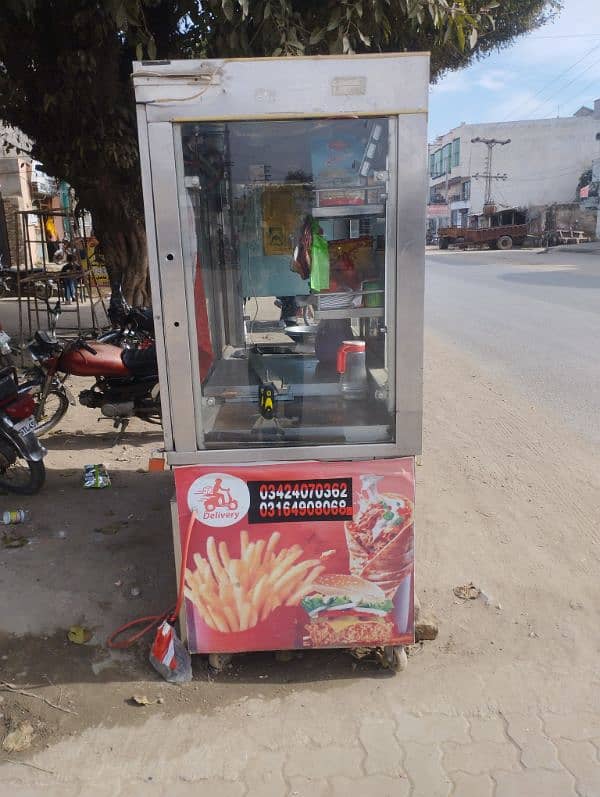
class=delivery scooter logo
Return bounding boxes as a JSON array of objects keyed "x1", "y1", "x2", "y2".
[
  {"x1": 202, "y1": 479, "x2": 239, "y2": 512},
  {"x1": 187, "y1": 473, "x2": 250, "y2": 528}
]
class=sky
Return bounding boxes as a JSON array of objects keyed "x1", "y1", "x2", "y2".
[{"x1": 429, "y1": 0, "x2": 600, "y2": 139}]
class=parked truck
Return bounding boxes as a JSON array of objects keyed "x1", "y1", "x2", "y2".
[{"x1": 438, "y1": 208, "x2": 528, "y2": 251}]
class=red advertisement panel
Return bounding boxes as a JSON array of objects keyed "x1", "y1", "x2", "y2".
[{"x1": 174, "y1": 459, "x2": 415, "y2": 653}]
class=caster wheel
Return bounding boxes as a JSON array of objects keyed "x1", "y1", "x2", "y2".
[
  {"x1": 208, "y1": 653, "x2": 232, "y2": 672},
  {"x1": 383, "y1": 645, "x2": 408, "y2": 672}
]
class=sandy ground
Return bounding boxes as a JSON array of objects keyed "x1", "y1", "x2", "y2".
[{"x1": 0, "y1": 324, "x2": 599, "y2": 791}]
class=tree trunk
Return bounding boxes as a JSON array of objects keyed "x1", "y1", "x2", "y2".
[{"x1": 88, "y1": 194, "x2": 150, "y2": 307}]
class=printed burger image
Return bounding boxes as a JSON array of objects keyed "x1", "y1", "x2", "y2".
[
  {"x1": 174, "y1": 459, "x2": 415, "y2": 654},
  {"x1": 302, "y1": 574, "x2": 394, "y2": 647}
]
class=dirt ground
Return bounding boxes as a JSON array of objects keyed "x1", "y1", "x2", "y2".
[{"x1": 0, "y1": 324, "x2": 599, "y2": 791}]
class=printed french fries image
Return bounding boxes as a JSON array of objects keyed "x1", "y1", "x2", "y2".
[{"x1": 184, "y1": 531, "x2": 325, "y2": 633}]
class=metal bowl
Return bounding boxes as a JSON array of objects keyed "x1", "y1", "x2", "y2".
[{"x1": 284, "y1": 325, "x2": 318, "y2": 337}]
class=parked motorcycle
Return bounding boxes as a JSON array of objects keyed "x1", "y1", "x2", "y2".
[
  {"x1": 22, "y1": 293, "x2": 157, "y2": 435},
  {"x1": 27, "y1": 325, "x2": 161, "y2": 439},
  {"x1": 0, "y1": 367, "x2": 46, "y2": 494},
  {"x1": 0, "y1": 319, "x2": 77, "y2": 436}
]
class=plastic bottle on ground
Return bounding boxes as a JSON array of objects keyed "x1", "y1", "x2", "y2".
[{"x1": 1, "y1": 510, "x2": 28, "y2": 525}]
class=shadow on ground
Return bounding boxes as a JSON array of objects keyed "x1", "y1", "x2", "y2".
[{"x1": 45, "y1": 429, "x2": 164, "y2": 452}]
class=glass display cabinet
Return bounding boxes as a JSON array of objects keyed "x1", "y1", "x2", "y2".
[{"x1": 134, "y1": 54, "x2": 429, "y2": 663}]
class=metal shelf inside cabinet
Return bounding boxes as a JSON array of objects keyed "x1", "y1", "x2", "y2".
[
  {"x1": 314, "y1": 307, "x2": 385, "y2": 320},
  {"x1": 311, "y1": 204, "x2": 385, "y2": 218}
]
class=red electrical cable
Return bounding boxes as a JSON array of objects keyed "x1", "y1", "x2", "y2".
[{"x1": 107, "y1": 511, "x2": 197, "y2": 650}]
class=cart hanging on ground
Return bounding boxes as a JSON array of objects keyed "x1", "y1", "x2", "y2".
[{"x1": 133, "y1": 52, "x2": 428, "y2": 670}]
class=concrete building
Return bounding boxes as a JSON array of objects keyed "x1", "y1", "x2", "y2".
[
  {"x1": 0, "y1": 125, "x2": 32, "y2": 265},
  {"x1": 0, "y1": 124, "x2": 64, "y2": 266},
  {"x1": 427, "y1": 99, "x2": 600, "y2": 236}
]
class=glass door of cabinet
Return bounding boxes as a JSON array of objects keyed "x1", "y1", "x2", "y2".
[{"x1": 175, "y1": 116, "x2": 397, "y2": 450}]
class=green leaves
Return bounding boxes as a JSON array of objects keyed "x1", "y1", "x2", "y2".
[
  {"x1": 456, "y1": 20, "x2": 465, "y2": 51},
  {"x1": 327, "y1": 7, "x2": 341, "y2": 31},
  {"x1": 309, "y1": 28, "x2": 325, "y2": 45},
  {"x1": 127, "y1": 0, "x2": 554, "y2": 66}
]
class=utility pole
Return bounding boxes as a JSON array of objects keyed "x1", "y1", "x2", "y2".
[{"x1": 471, "y1": 137, "x2": 510, "y2": 213}]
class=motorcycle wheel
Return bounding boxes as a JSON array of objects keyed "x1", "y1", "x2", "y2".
[
  {"x1": 0, "y1": 449, "x2": 45, "y2": 495},
  {"x1": 34, "y1": 388, "x2": 70, "y2": 436}
]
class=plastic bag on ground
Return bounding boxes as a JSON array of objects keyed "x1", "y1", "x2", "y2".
[
  {"x1": 149, "y1": 620, "x2": 192, "y2": 683},
  {"x1": 83, "y1": 464, "x2": 111, "y2": 489}
]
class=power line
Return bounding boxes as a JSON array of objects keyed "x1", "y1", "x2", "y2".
[
  {"x1": 562, "y1": 72, "x2": 600, "y2": 113},
  {"x1": 473, "y1": 166, "x2": 590, "y2": 187},
  {"x1": 526, "y1": 54, "x2": 600, "y2": 119},
  {"x1": 501, "y1": 41, "x2": 600, "y2": 121}
]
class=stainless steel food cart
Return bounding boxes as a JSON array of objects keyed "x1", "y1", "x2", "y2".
[{"x1": 133, "y1": 53, "x2": 428, "y2": 668}]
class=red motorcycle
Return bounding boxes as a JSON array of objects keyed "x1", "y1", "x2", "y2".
[{"x1": 27, "y1": 330, "x2": 161, "y2": 439}]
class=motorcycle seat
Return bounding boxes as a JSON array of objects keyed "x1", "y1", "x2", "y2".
[
  {"x1": 35, "y1": 330, "x2": 60, "y2": 347},
  {"x1": 121, "y1": 344, "x2": 158, "y2": 376}
]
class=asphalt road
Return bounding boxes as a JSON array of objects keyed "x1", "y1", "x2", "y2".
[{"x1": 425, "y1": 245, "x2": 600, "y2": 446}]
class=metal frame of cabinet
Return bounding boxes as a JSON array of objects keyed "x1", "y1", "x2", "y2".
[{"x1": 133, "y1": 53, "x2": 428, "y2": 465}]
